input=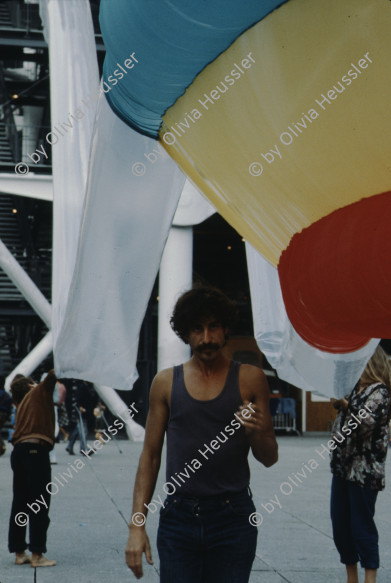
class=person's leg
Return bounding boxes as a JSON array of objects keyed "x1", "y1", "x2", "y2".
[
  {"x1": 25, "y1": 445, "x2": 55, "y2": 566},
  {"x1": 202, "y1": 490, "x2": 257, "y2": 583},
  {"x1": 66, "y1": 423, "x2": 78, "y2": 454},
  {"x1": 348, "y1": 482, "x2": 379, "y2": 580},
  {"x1": 364, "y1": 568, "x2": 377, "y2": 583},
  {"x1": 60, "y1": 426, "x2": 69, "y2": 442},
  {"x1": 157, "y1": 497, "x2": 203, "y2": 583},
  {"x1": 8, "y1": 446, "x2": 29, "y2": 558},
  {"x1": 330, "y1": 476, "x2": 359, "y2": 583},
  {"x1": 0, "y1": 411, "x2": 7, "y2": 455},
  {"x1": 346, "y1": 564, "x2": 359, "y2": 583},
  {"x1": 78, "y1": 418, "x2": 88, "y2": 452}
]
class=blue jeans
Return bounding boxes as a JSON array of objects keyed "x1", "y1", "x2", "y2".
[
  {"x1": 157, "y1": 488, "x2": 258, "y2": 583},
  {"x1": 67, "y1": 418, "x2": 87, "y2": 453},
  {"x1": 330, "y1": 475, "x2": 379, "y2": 569}
]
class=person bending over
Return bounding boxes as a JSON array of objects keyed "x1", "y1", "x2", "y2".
[{"x1": 8, "y1": 371, "x2": 57, "y2": 568}]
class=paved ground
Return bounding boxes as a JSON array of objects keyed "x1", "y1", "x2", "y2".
[{"x1": 1, "y1": 434, "x2": 391, "y2": 583}]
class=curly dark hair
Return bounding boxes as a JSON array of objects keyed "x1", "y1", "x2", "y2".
[
  {"x1": 10, "y1": 375, "x2": 34, "y2": 405},
  {"x1": 170, "y1": 286, "x2": 238, "y2": 343}
]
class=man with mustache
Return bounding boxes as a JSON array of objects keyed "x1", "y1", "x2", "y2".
[{"x1": 126, "y1": 286, "x2": 278, "y2": 582}]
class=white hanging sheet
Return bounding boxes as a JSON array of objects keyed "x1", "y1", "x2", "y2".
[
  {"x1": 54, "y1": 94, "x2": 185, "y2": 389},
  {"x1": 39, "y1": 0, "x2": 99, "y2": 346}
]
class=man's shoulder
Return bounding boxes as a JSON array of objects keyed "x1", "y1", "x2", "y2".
[
  {"x1": 149, "y1": 367, "x2": 176, "y2": 405},
  {"x1": 152, "y1": 367, "x2": 175, "y2": 391},
  {"x1": 237, "y1": 363, "x2": 269, "y2": 403},
  {"x1": 238, "y1": 362, "x2": 265, "y2": 381}
]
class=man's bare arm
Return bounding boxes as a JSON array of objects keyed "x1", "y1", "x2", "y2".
[
  {"x1": 125, "y1": 368, "x2": 171, "y2": 579},
  {"x1": 238, "y1": 365, "x2": 278, "y2": 467}
]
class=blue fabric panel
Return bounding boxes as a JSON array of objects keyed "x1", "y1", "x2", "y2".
[{"x1": 99, "y1": 0, "x2": 288, "y2": 137}]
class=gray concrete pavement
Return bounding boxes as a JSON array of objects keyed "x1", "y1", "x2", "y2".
[{"x1": 1, "y1": 435, "x2": 391, "y2": 582}]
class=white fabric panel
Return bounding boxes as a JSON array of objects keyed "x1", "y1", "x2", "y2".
[
  {"x1": 245, "y1": 243, "x2": 379, "y2": 398},
  {"x1": 0, "y1": 175, "x2": 53, "y2": 201},
  {"x1": 54, "y1": 94, "x2": 185, "y2": 389},
  {"x1": 173, "y1": 180, "x2": 215, "y2": 227},
  {"x1": 39, "y1": 0, "x2": 99, "y2": 344}
]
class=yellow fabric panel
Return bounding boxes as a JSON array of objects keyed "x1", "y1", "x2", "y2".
[{"x1": 160, "y1": 0, "x2": 391, "y2": 266}]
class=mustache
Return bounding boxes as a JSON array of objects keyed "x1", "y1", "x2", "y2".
[{"x1": 196, "y1": 343, "x2": 220, "y2": 353}]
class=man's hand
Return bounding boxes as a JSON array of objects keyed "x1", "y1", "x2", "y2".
[
  {"x1": 236, "y1": 400, "x2": 266, "y2": 435},
  {"x1": 235, "y1": 365, "x2": 278, "y2": 466},
  {"x1": 125, "y1": 527, "x2": 153, "y2": 579}
]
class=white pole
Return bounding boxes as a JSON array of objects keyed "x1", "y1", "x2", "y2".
[
  {"x1": 0, "y1": 238, "x2": 52, "y2": 327},
  {"x1": 158, "y1": 226, "x2": 193, "y2": 371},
  {"x1": 93, "y1": 384, "x2": 145, "y2": 442},
  {"x1": 5, "y1": 331, "x2": 53, "y2": 390}
]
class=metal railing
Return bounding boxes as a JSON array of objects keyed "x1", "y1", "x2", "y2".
[
  {"x1": 0, "y1": 66, "x2": 21, "y2": 163},
  {"x1": 0, "y1": 121, "x2": 52, "y2": 167},
  {"x1": 5, "y1": 0, "x2": 42, "y2": 33},
  {"x1": 1, "y1": 111, "x2": 21, "y2": 163}
]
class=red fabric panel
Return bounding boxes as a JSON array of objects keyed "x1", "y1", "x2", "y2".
[{"x1": 278, "y1": 191, "x2": 391, "y2": 353}]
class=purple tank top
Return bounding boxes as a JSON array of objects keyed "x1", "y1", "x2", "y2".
[{"x1": 165, "y1": 360, "x2": 250, "y2": 496}]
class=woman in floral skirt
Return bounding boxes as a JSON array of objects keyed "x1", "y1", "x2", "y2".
[{"x1": 330, "y1": 346, "x2": 391, "y2": 583}]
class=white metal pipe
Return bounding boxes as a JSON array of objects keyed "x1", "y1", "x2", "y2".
[
  {"x1": 93, "y1": 384, "x2": 145, "y2": 442},
  {"x1": 302, "y1": 389, "x2": 307, "y2": 433},
  {"x1": 157, "y1": 226, "x2": 192, "y2": 371},
  {"x1": 0, "y1": 238, "x2": 52, "y2": 327},
  {"x1": 5, "y1": 331, "x2": 53, "y2": 390}
]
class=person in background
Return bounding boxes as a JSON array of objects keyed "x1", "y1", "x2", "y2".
[
  {"x1": 8, "y1": 404, "x2": 16, "y2": 443},
  {"x1": 94, "y1": 401, "x2": 107, "y2": 443},
  {"x1": 330, "y1": 346, "x2": 391, "y2": 583},
  {"x1": 64, "y1": 379, "x2": 97, "y2": 455},
  {"x1": 0, "y1": 385, "x2": 12, "y2": 455},
  {"x1": 8, "y1": 371, "x2": 57, "y2": 568},
  {"x1": 56, "y1": 380, "x2": 69, "y2": 442}
]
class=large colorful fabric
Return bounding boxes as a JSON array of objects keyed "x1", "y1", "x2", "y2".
[
  {"x1": 100, "y1": 0, "x2": 391, "y2": 355},
  {"x1": 99, "y1": 0, "x2": 287, "y2": 137},
  {"x1": 245, "y1": 243, "x2": 379, "y2": 397}
]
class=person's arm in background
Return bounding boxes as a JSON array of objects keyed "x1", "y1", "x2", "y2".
[{"x1": 331, "y1": 397, "x2": 349, "y2": 411}]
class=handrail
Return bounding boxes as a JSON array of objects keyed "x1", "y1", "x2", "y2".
[
  {"x1": 1, "y1": 110, "x2": 21, "y2": 162},
  {"x1": 6, "y1": 0, "x2": 42, "y2": 32},
  {"x1": 0, "y1": 66, "x2": 21, "y2": 163}
]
